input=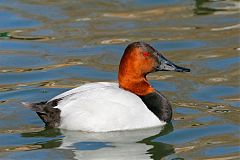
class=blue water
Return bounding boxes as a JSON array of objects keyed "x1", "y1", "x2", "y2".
[{"x1": 0, "y1": 0, "x2": 239, "y2": 159}]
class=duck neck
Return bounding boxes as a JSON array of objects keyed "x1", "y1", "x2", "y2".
[
  {"x1": 118, "y1": 73, "x2": 154, "y2": 96},
  {"x1": 118, "y1": 72, "x2": 172, "y2": 122}
]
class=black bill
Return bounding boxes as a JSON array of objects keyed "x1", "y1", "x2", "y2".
[{"x1": 156, "y1": 54, "x2": 190, "y2": 72}]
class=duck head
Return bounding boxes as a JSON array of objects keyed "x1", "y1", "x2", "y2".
[{"x1": 118, "y1": 42, "x2": 190, "y2": 96}]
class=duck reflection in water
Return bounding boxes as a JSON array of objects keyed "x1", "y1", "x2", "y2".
[{"x1": 21, "y1": 123, "x2": 174, "y2": 160}]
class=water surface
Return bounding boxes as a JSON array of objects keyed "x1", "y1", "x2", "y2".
[{"x1": 0, "y1": 0, "x2": 239, "y2": 159}]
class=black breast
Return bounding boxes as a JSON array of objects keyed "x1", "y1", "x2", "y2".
[{"x1": 139, "y1": 91, "x2": 172, "y2": 122}]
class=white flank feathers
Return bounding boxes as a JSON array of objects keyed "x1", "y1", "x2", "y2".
[{"x1": 50, "y1": 82, "x2": 165, "y2": 132}]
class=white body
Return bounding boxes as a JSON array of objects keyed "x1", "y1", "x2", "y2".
[{"x1": 50, "y1": 82, "x2": 165, "y2": 132}]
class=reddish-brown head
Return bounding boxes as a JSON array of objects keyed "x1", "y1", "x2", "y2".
[{"x1": 118, "y1": 42, "x2": 190, "y2": 96}]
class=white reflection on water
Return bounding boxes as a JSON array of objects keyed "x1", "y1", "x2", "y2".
[{"x1": 58, "y1": 126, "x2": 173, "y2": 160}]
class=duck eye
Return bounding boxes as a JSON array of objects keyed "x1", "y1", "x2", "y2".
[{"x1": 143, "y1": 52, "x2": 150, "y2": 57}]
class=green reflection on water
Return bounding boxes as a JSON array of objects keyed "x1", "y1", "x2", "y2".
[{"x1": 194, "y1": 0, "x2": 223, "y2": 15}]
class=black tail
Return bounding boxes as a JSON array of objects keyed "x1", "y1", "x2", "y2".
[{"x1": 22, "y1": 99, "x2": 62, "y2": 128}]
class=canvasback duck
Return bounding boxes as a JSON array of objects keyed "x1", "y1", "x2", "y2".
[{"x1": 23, "y1": 42, "x2": 190, "y2": 132}]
